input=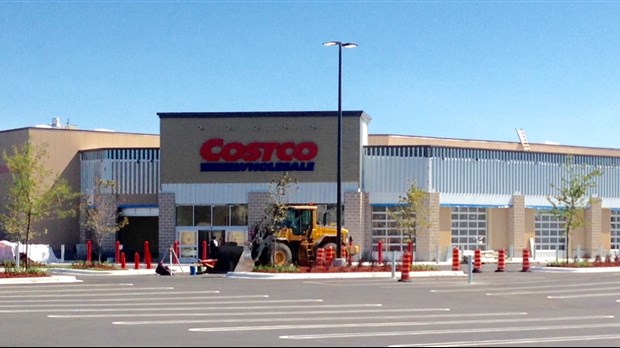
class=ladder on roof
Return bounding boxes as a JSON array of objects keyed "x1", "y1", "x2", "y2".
[{"x1": 516, "y1": 128, "x2": 531, "y2": 151}]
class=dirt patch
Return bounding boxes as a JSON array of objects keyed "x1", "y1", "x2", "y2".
[{"x1": 297, "y1": 265, "x2": 394, "y2": 273}]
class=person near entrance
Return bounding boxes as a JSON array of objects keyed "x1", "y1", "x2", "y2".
[{"x1": 209, "y1": 236, "x2": 219, "y2": 259}]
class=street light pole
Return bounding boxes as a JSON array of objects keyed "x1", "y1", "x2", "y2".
[{"x1": 323, "y1": 40, "x2": 357, "y2": 259}]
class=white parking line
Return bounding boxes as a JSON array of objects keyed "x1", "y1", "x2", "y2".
[
  {"x1": 0, "y1": 298, "x2": 322, "y2": 308},
  {"x1": 0, "y1": 286, "x2": 172, "y2": 294},
  {"x1": 0, "y1": 283, "x2": 135, "y2": 291},
  {"x1": 49, "y1": 306, "x2": 421, "y2": 319},
  {"x1": 389, "y1": 333, "x2": 620, "y2": 347},
  {"x1": 0, "y1": 294, "x2": 268, "y2": 304},
  {"x1": 0, "y1": 290, "x2": 219, "y2": 298},
  {"x1": 114, "y1": 311, "x2": 524, "y2": 326},
  {"x1": 548, "y1": 293, "x2": 620, "y2": 299},
  {"x1": 191, "y1": 315, "x2": 612, "y2": 333},
  {"x1": 430, "y1": 280, "x2": 620, "y2": 293},
  {"x1": 486, "y1": 286, "x2": 620, "y2": 296},
  {"x1": 279, "y1": 320, "x2": 619, "y2": 340}
]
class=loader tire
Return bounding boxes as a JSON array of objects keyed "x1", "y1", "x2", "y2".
[{"x1": 272, "y1": 243, "x2": 293, "y2": 267}]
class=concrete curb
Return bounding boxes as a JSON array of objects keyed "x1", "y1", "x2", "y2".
[
  {"x1": 531, "y1": 266, "x2": 620, "y2": 273},
  {"x1": 49, "y1": 268, "x2": 158, "y2": 276},
  {"x1": 226, "y1": 270, "x2": 466, "y2": 280},
  {"x1": 0, "y1": 275, "x2": 81, "y2": 284}
]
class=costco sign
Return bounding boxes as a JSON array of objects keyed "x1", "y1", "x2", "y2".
[{"x1": 199, "y1": 138, "x2": 317, "y2": 172}]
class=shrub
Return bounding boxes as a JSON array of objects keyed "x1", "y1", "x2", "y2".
[
  {"x1": 252, "y1": 264, "x2": 299, "y2": 273},
  {"x1": 1, "y1": 260, "x2": 49, "y2": 278},
  {"x1": 70, "y1": 261, "x2": 117, "y2": 270}
]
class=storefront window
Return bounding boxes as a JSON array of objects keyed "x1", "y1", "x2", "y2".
[
  {"x1": 176, "y1": 206, "x2": 193, "y2": 226},
  {"x1": 230, "y1": 205, "x2": 248, "y2": 226},
  {"x1": 194, "y1": 206, "x2": 212, "y2": 226},
  {"x1": 317, "y1": 204, "x2": 337, "y2": 226},
  {"x1": 213, "y1": 205, "x2": 230, "y2": 226}
]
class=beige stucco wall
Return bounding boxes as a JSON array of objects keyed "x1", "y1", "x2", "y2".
[
  {"x1": 437, "y1": 207, "x2": 452, "y2": 261},
  {"x1": 0, "y1": 128, "x2": 159, "y2": 250},
  {"x1": 412, "y1": 199, "x2": 613, "y2": 262},
  {"x1": 488, "y1": 208, "x2": 508, "y2": 251}
]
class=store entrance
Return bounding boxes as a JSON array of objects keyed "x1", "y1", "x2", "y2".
[{"x1": 198, "y1": 230, "x2": 224, "y2": 259}]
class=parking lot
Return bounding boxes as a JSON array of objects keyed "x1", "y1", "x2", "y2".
[{"x1": 1, "y1": 263, "x2": 620, "y2": 347}]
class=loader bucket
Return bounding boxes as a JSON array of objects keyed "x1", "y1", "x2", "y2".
[
  {"x1": 232, "y1": 245, "x2": 255, "y2": 273},
  {"x1": 207, "y1": 244, "x2": 244, "y2": 274}
]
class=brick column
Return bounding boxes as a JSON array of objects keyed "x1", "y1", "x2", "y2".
[
  {"x1": 248, "y1": 192, "x2": 271, "y2": 241},
  {"x1": 158, "y1": 192, "x2": 176, "y2": 258},
  {"x1": 344, "y1": 191, "x2": 370, "y2": 261},
  {"x1": 586, "y1": 197, "x2": 602, "y2": 258},
  {"x1": 416, "y1": 192, "x2": 439, "y2": 262},
  {"x1": 508, "y1": 194, "x2": 526, "y2": 253}
]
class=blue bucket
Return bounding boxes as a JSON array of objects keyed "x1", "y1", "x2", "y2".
[{"x1": 189, "y1": 265, "x2": 196, "y2": 275}]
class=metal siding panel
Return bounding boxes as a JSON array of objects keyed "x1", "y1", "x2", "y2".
[{"x1": 164, "y1": 182, "x2": 359, "y2": 205}]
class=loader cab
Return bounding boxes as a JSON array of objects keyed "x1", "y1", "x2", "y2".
[{"x1": 285, "y1": 207, "x2": 314, "y2": 236}]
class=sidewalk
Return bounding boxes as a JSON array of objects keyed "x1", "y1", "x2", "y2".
[{"x1": 3, "y1": 260, "x2": 620, "y2": 285}]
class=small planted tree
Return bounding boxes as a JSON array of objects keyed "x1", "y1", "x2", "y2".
[
  {"x1": 391, "y1": 180, "x2": 431, "y2": 258},
  {"x1": 547, "y1": 155, "x2": 602, "y2": 263},
  {"x1": 81, "y1": 178, "x2": 129, "y2": 262},
  {"x1": 251, "y1": 171, "x2": 298, "y2": 266},
  {"x1": 0, "y1": 138, "x2": 79, "y2": 268}
]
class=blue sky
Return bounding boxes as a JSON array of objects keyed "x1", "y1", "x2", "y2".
[{"x1": 2, "y1": 1, "x2": 620, "y2": 148}]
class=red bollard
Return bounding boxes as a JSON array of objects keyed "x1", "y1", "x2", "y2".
[
  {"x1": 86, "y1": 240, "x2": 92, "y2": 263},
  {"x1": 115, "y1": 241, "x2": 120, "y2": 264},
  {"x1": 399, "y1": 252, "x2": 411, "y2": 282},
  {"x1": 473, "y1": 248, "x2": 482, "y2": 273},
  {"x1": 121, "y1": 252, "x2": 126, "y2": 269},
  {"x1": 496, "y1": 249, "x2": 506, "y2": 272},
  {"x1": 144, "y1": 241, "x2": 151, "y2": 269},
  {"x1": 377, "y1": 240, "x2": 383, "y2": 264},
  {"x1": 202, "y1": 240, "x2": 207, "y2": 260},
  {"x1": 522, "y1": 249, "x2": 531, "y2": 272},
  {"x1": 134, "y1": 252, "x2": 140, "y2": 269},
  {"x1": 173, "y1": 240, "x2": 180, "y2": 264},
  {"x1": 452, "y1": 247, "x2": 460, "y2": 271}
]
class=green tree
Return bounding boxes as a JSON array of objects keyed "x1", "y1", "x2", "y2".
[
  {"x1": 547, "y1": 155, "x2": 602, "y2": 263},
  {"x1": 81, "y1": 178, "x2": 129, "y2": 262},
  {"x1": 391, "y1": 180, "x2": 431, "y2": 253},
  {"x1": 0, "y1": 139, "x2": 79, "y2": 268}
]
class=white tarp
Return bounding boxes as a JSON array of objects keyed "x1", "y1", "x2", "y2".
[{"x1": 0, "y1": 240, "x2": 59, "y2": 264}]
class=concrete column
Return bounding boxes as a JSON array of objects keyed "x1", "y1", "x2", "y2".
[
  {"x1": 586, "y1": 197, "x2": 602, "y2": 258},
  {"x1": 508, "y1": 194, "x2": 526, "y2": 253},
  {"x1": 416, "y1": 192, "x2": 440, "y2": 262}
]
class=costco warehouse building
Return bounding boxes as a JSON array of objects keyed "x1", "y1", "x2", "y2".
[{"x1": 2, "y1": 111, "x2": 620, "y2": 262}]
